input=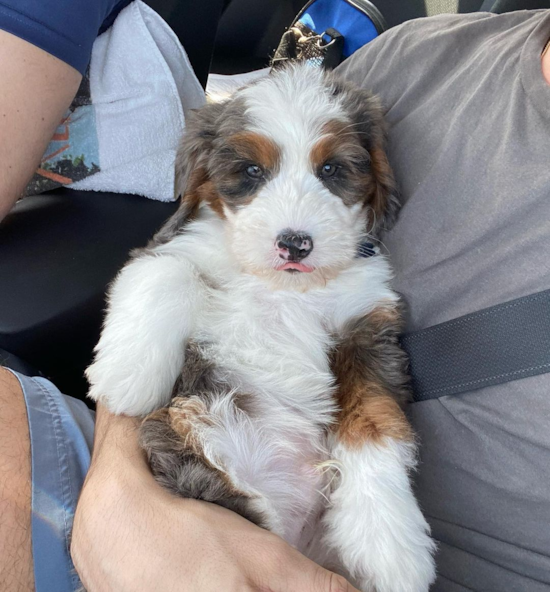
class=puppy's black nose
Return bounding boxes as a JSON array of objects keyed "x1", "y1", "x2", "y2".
[{"x1": 276, "y1": 231, "x2": 313, "y2": 261}]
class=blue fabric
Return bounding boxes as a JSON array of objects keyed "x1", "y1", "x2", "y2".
[
  {"x1": 0, "y1": 0, "x2": 132, "y2": 74},
  {"x1": 299, "y1": 0, "x2": 379, "y2": 58},
  {"x1": 8, "y1": 370, "x2": 95, "y2": 592}
]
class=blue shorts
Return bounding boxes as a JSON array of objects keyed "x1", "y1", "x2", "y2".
[
  {"x1": 0, "y1": 0, "x2": 132, "y2": 74},
  {"x1": 8, "y1": 369, "x2": 95, "y2": 592}
]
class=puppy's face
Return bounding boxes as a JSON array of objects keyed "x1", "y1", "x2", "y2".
[{"x1": 175, "y1": 64, "x2": 398, "y2": 290}]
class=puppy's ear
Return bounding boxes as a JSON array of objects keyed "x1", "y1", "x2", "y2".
[
  {"x1": 335, "y1": 82, "x2": 400, "y2": 235},
  {"x1": 174, "y1": 100, "x2": 226, "y2": 208},
  {"x1": 365, "y1": 111, "x2": 399, "y2": 234},
  {"x1": 147, "y1": 103, "x2": 225, "y2": 248}
]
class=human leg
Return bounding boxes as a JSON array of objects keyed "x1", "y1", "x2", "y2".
[
  {"x1": 0, "y1": 367, "x2": 34, "y2": 591},
  {"x1": 0, "y1": 366, "x2": 95, "y2": 591}
]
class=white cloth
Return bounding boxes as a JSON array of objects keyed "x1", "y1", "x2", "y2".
[
  {"x1": 205, "y1": 68, "x2": 270, "y2": 102},
  {"x1": 71, "y1": 0, "x2": 205, "y2": 201}
]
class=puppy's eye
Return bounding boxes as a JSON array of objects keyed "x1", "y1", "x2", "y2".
[
  {"x1": 245, "y1": 164, "x2": 264, "y2": 179},
  {"x1": 320, "y1": 163, "x2": 338, "y2": 179}
]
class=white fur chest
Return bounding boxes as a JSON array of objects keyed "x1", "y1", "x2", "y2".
[{"x1": 193, "y1": 255, "x2": 398, "y2": 426}]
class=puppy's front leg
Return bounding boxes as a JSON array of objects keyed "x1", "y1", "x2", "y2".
[
  {"x1": 87, "y1": 250, "x2": 203, "y2": 416},
  {"x1": 325, "y1": 306, "x2": 436, "y2": 592}
]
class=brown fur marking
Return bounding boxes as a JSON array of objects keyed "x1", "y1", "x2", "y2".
[
  {"x1": 331, "y1": 305, "x2": 413, "y2": 448},
  {"x1": 227, "y1": 132, "x2": 280, "y2": 171},
  {"x1": 310, "y1": 135, "x2": 334, "y2": 171},
  {"x1": 310, "y1": 120, "x2": 364, "y2": 170},
  {"x1": 369, "y1": 146, "x2": 397, "y2": 223},
  {"x1": 166, "y1": 397, "x2": 238, "y2": 494},
  {"x1": 309, "y1": 119, "x2": 380, "y2": 210},
  {"x1": 197, "y1": 180, "x2": 226, "y2": 219},
  {"x1": 180, "y1": 166, "x2": 208, "y2": 218},
  {"x1": 336, "y1": 382, "x2": 413, "y2": 447},
  {"x1": 167, "y1": 397, "x2": 211, "y2": 454}
]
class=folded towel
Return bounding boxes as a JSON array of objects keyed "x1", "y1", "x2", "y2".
[
  {"x1": 26, "y1": 0, "x2": 205, "y2": 201},
  {"x1": 205, "y1": 68, "x2": 270, "y2": 102}
]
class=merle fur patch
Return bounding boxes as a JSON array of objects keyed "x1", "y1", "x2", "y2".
[
  {"x1": 140, "y1": 405, "x2": 268, "y2": 528},
  {"x1": 139, "y1": 341, "x2": 268, "y2": 528}
]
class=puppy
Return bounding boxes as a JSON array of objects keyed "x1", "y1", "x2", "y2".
[{"x1": 87, "y1": 63, "x2": 436, "y2": 592}]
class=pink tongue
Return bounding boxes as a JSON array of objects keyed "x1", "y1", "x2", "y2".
[{"x1": 278, "y1": 262, "x2": 314, "y2": 273}]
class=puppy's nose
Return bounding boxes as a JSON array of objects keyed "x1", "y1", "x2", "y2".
[{"x1": 276, "y1": 231, "x2": 313, "y2": 261}]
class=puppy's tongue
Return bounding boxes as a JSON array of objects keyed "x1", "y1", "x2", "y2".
[{"x1": 277, "y1": 262, "x2": 314, "y2": 273}]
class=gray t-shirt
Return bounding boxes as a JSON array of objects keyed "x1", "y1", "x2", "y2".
[{"x1": 337, "y1": 11, "x2": 550, "y2": 592}]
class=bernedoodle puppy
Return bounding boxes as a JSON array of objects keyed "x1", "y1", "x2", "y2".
[{"x1": 87, "y1": 63, "x2": 436, "y2": 592}]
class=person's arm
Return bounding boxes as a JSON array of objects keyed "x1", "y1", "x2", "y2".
[
  {"x1": 71, "y1": 404, "x2": 359, "y2": 592},
  {"x1": 0, "y1": 31, "x2": 81, "y2": 220}
]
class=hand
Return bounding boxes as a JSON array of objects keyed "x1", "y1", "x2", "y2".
[{"x1": 71, "y1": 406, "x2": 359, "y2": 592}]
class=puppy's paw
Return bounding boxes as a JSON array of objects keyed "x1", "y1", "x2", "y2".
[
  {"x1": 324, "y1": 440, "x2": 436, "y2": 592},
  {"x1": 86, "y1": 356, "x2": 171, "y2": 416},
  {"x1": 356, "y1": 533, "x2": 436, "y2": 592}
]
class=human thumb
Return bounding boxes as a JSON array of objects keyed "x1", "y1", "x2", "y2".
[
  {"x1": 312, "y1": 568, "x2": 362, "y2": 592},
  {"x1": 281, "y1": 557, "x2": 361, "y2": 592}
]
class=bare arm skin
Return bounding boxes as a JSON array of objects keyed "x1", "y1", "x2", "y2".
[
  {"x1": 71, "y1": 404, "x2": 359, "y2": 592},
  {"x1": 0, "y1": 31, "x2": 81, "y2": 220}
]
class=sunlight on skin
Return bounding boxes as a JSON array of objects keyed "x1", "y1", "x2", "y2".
[{"x1": 0, "y1": 31, "x2": 81, "y2": 220}]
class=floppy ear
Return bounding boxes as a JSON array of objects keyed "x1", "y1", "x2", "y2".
[
  {"x1": 174, "y1": 101, "x2": 226, "y2": 202},
  {"x1": 367, "y1": 132, "x2": 400, "y2": 235},
  {"x1": 148, "y1": 102, "x2": 225, "y2": 247},
  {"x1": 335, "y1": 81, "x2": 400, "y2": 235}
]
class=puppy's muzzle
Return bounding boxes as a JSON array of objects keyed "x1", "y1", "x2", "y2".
[{"x1": 276, "y1": 231, "x2": 313, "y2": 262}]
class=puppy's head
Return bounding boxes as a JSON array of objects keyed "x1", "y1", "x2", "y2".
[{"x1": 175, "y1": 63, "x2": 398, "y2": 290}]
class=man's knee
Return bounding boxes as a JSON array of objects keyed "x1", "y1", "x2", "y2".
[{"x1": 0, "y1": 367, "x2": 30, "y2": 454}]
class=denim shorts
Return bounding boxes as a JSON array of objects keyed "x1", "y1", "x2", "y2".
[
  {"x1": 0, "y1": 0, "x2": 132, "y2": 74},
  {"x1": 7, "y1": 369, "x2": 95, "y2": 592}
]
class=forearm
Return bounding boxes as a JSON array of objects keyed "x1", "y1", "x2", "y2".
[
  {"x1": 79, "y1": 404, "x2": 182, "y2": 521},
  {"x1": 86, "y1": 404, "x2": 148, "y2": 483},
  {"x1": 71, "y1": 405, "x2": 191, "y2": 589}
]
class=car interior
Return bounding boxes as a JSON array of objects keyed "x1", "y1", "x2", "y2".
[{"x1": 1, "y1": 0, "x2": 549, "y2": 403}]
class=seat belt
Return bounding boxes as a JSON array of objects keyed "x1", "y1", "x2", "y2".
[{"x1": 400, "y1": 289, "x2": 550, "y2": 402}]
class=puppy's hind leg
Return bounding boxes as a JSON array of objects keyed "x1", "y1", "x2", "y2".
[
  {"x1": 325, "y1": 308, "x2": 436, "y2": 592},
  {"x1": 139, "y1": 393, "x2": 273, "y2": 530}
]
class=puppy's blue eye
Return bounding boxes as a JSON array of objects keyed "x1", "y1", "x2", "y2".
[
  {"x1": 320, "y1": 163, "x2": 338, "y2": 178},
  {"x1": 245, "y1": 164, "x2": 263, "y2": 179}
]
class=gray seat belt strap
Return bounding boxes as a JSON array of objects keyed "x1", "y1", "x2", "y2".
[{"x1": 400, "y1": 289, "x2": 550, "y2": 402}]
